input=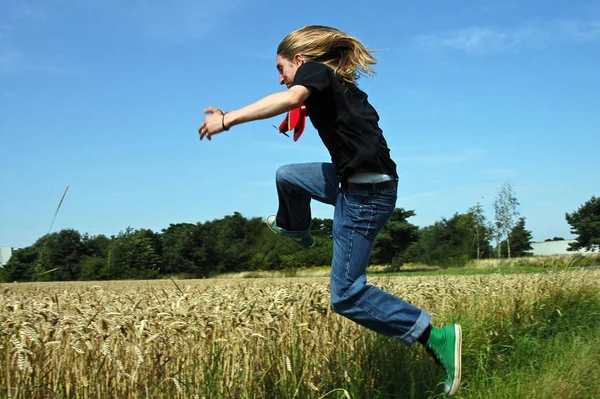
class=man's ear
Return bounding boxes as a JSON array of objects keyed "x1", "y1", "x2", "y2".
[{"x1": 294, "y1": 53, "x2": 305, "y2": 66}]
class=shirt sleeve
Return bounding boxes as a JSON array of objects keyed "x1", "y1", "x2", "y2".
[{"x1": 292, "y1": 62, "x2": 331, "y2": 92}]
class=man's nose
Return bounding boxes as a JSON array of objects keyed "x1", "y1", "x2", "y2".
[{"x1": 279, "y1": 74, "x2": 285, "y2": 85}]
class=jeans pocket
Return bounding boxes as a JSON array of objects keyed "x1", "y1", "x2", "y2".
[
  {"x1": 372, "y1": 189, "x2": 397, "y2": 213},
  {"x1": 343, "y1": 190, "x2": 367, "y2": 210},
  {"x1": 343, "y1": 188, "x2": 397, "y2": 211},
  {"x1": 342, "y1": 189, "x2": 397, "y2": 239}
]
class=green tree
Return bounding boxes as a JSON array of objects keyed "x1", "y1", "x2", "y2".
[
  {"x1": 1, "y1": 246, "x2": 39, "y2": 282},
  {"x1": 371, "y1": 208, "x2": 419, "y2": 265},
  {"x1": 161, "y1": 223, "x2": 202, "y2": 275},
  {"x1": 493, "y1": 181, "x2": 520, "y2": 258},
  {"x1": 213, "y1": 212, "x2": 254, "y2": 273},
  {"x1": 80, "y1": 234, "x2": 111, "y2": 280},
  {"x1": 83, "y1": 233, "x2": 111, "y2": 257},
  {"x1": 566, "y1": 195, "x2": 600, "y2": 252},
  {"x1": 311, "y1": 218, "x2": 333, "y2": 238},
  {"x1": 102, "y1": 227, "x2": 161, "y2": 279},
  {"x1": 195, "y1": 212, "x2": 273, "y2": 275},
  {"x1": 79, "y1": 256, "x2": 106, "y2": 281},
  {"x1": 36, "y1": 229, "x2": 85, "y2": 281},
  {"x1": 403, "y1": 212, "x2": 477, "y2": 267},
  {"x1": 468, "y1": 201, "x2": 491, "y2": 260},
  {"x1": 504, "y1": 217, "x2": 533, "y2": 257}
]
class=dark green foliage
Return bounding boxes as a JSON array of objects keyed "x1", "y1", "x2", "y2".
[
  {"x1": 1, "y1": 245, "x2": 39, "y2": 281},
  {"x1": 99, "y1": 227, "x2": 161, "y2": 280},
  {"x1": 504, "y1": 217, "x2": 533, "y2": 257},
  {"x1": 79, "y1": 256, "x2": 106, "y2": 281},
  {"x1": 36, "y1": 229, "x2": 85, "y2": 281},
  {"x1": 371, "y1": 208, "x2": 419, "y2": 266},
  {"x1": 0, "y1": 204, "x2": 498, "y2": 282},
  {"x1": 310, "y1": 217, "x2": 333, "y2": 238},
  {"x1": 566, "y1": 195, "x2": 600, "y2": 252},
  {"x1": 161, "y1": 223, "x2": 204, "y2": 275},
  {"x1": 402, "y1": 211, "x2": 492, "y2": 267},
  {"x1": 0, "y1": 212, "x2": 338, "y2": 281}
]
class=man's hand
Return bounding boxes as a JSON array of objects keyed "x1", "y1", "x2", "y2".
[
  {"x1": 198, "y1": 107, "x2": 227, "y2": 141},
  {"x1": 198, "y1": 86, "x2": 311, "y2": 141}
]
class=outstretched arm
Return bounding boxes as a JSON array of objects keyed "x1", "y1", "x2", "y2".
[{"x1": 198, "y1": 85, "x2": 311, "y2": 141}]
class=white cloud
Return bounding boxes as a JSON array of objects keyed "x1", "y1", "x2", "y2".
[
  {"x1": 0, "y1": 0, "x2": 247, "y2": 74},
  {"x1": 415, "y1": 27, "x2": 522, "y2": 55},
  {"x1": 414, "y1": 20, "x2": 600, "y2": 55},
  {"x1": 555, "y1": 20, "x2": 600, "y2": 42},
  {"x1": 115, "y1": 0, "x2": 246, "y2": 45}
]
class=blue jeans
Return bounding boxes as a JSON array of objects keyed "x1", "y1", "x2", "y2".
[{"x1": 275, "y1": 162, "x2": 431, "y2": 346}]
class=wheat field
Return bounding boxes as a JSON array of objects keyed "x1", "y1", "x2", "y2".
[{"x1": 2, "y1": 270, "x2": 599, "y2": 398}]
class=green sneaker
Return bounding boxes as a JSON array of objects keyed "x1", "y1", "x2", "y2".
[
  {"x1": 266, "y1": 215, "x2": 314, "y2": 249},
  {"x1": 426, "y1": 324, "x2": 462, "y2": 396}
]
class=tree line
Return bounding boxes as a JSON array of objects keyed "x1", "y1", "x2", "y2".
[{"x1": 2, "y1": 187, "x2": 597, "y2": 283}]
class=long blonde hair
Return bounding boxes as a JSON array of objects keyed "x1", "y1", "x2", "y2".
[{"x1": 277, "y1": 25, "x2": 377, "y2": 84}]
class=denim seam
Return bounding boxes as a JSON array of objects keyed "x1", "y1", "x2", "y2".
[
  {"x1": 341, "y1": 288, "x2": 430, "y2": 345},
  {"x1": 341, "y1": 201, "x2": 394, "y2": 335},
  {"x1": 344, "y1": 200, "x2": 359, "y2": 284},
  {"x1": 339, "y1": 197, "x2": 426, "y2": 344},
  {"x1": 367, "y1": 202, "x2": 375, "y2": 239}
]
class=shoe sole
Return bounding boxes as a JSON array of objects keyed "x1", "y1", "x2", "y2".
[
  {"x1": 265, "y1": 215, "x2": 279, "y2": 235},
  {"x1": 265, "y1": 215, "x2": 314, "y2": 249},
  {"x1": 447, "y1": 324, "x2": 462, "y2": 396}
]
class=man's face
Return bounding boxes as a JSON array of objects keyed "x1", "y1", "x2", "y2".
[{"x1": 276, "y1": 54, "x2": 302, "y2": 88}]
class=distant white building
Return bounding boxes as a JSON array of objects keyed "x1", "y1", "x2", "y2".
[
  {"x1": 0, "y1": 247, "x2": 15, "y2": 267},
  {"x1": 530, "y1": 240, "x2": 597, "y2": 256}
]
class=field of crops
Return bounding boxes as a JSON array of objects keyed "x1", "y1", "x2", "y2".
[{"x1": 2, "y1": 270, "x2": 600, "y2": 398}]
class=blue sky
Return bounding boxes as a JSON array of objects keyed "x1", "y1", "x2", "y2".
[{"x1": 1, "y1": 0, "x2": 599, "y2": 248}]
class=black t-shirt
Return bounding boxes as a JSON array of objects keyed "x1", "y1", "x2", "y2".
[{"x1": 292, "y1": 62, "x2": 398, "y2": 180}]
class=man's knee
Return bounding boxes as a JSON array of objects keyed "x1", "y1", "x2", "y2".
[
  {"x1": 330, "y1": 274, "x2": 368, "y2": 315},
  {"x1": 330, "y1": 293, "x2": 348, "y2": 315},
  {"x1": 330, "y1": 285, "x2": 354, "y2": 316},
  {"x1": 276, "y1": 164, "x2": 296, "y2": 186}
]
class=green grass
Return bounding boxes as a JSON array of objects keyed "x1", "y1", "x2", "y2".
[
  {"x1": 212, "y1": 253, "x2": 600, "y2": 280},
  {"x1": 462, "y1": 331, "x2": 600, "y2": 398},
  {"x1": 207, "y1": 273, "x2": 600, "y2": 398},
  {"x1": 319, "y1": 282, "x2": 600, "y2": 398},
  {"x1": 457, "y1": 286, "x2": 600, "y2": 399}
]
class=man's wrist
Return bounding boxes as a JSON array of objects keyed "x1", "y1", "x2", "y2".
[{"x1": 221, "y1": 112, "x2": 230, "y2": 131}]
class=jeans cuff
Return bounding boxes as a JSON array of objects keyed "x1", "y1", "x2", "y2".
[
  {"x1": 402, "y1": 310, "x2": 431, "y2": 346},
  {"x1": 278, "y1": 226, "x2": 310, "y2": 239}
]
